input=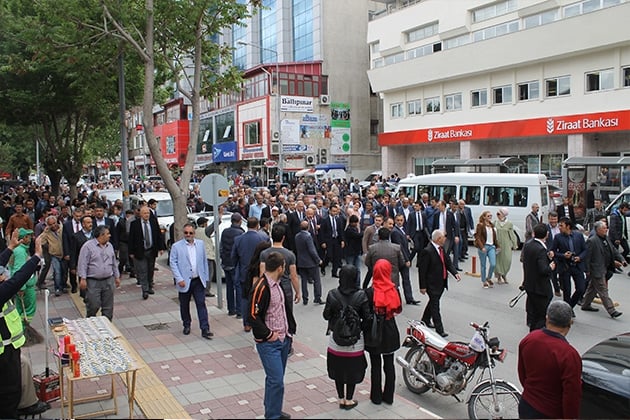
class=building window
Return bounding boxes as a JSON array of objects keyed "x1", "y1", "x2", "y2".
[
  {"x1": 260, "y1": 0, "x2": 277, "y2": 63},
  {"x1": 390, "y1": 103, "x2": 403, "y2": 118},
  {"x1": 406, "y1": 44, "x2": 434, "y2": 60},
  {"x1": 472, "y1": 20, "x2": 519, "y2": 42},
  {"x1": 492, "y1": 85, "x2": 512, "y2": 104},
  {"x1": 445, "y1": 93, "x2": 462, "y2": 111},
  {"x1": 518, "y1": 81, "x2": 540, "y2": 101},
  {"x1": 166, "y1": 136, "x2": 176, "y2": 154},
  {"x1": 545, "y1": 76, "x2": 571, "y2": 97},
  {"x1": 292, "y1": 0, "x2": 314, "y2": 61},
  {"x1": 624, "y1": 67, "x2": 630, "y2": 87},
  {"x1": 586, "y1": 68, "x2": 614, "y2": 92},
  {"x1": 425, "y1": 97, "x2": 440, "y2": 113},
  {"x1": 244, "y1": 120, "x2": 261, "y2": 146},
  {"x1": 471, "y1": 89, "x2": 488, "y2": 107},
  {"x1": 407, "y1": 22, "x2": 439, "y2": 43},
  {"x1": 384, "y1": 52, "x2": 405, "y2": 66},
  {"x1": 523, "y1": 9, "x2": 558, "y2": 28},
  {"x1": 472, "y1": 0, "x2": 517, "y2": 23},
  {"x1": 443, "y1": 33, "x2": 471, "y2": 50},
  {"x1": 564, "y1": 0, "x2": 620, "y2": 18},
  {"x1": 407, "y1": 99, "x2": 422, "y2": 116},
  {"x1": 371, "y1": 42, "x2": 380, "y2": 54},
  {"x1": 370, "y1": 119, "x2": 379, "y2": 135}
]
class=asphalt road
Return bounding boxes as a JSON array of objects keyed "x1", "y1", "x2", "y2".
[{"x1": 158, "y1": 249, "x2": 630, "y2": 419}]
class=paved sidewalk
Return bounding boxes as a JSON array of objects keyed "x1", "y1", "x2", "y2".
[{"x1": 23, "y1": 261, "x2": 440, "y2": 419}]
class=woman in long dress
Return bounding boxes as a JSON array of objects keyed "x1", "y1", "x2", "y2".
[{"x1": 494, "y1": 207, "x2": 518, "y2": 284}]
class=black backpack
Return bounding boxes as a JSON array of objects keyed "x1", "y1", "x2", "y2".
[{"x1": 332, "y1": 291, "x2": 362, "y2": 346}]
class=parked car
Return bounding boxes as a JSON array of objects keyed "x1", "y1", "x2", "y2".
[{"x1": 580, "y1": 332, "x2": 630, "y2": 418}]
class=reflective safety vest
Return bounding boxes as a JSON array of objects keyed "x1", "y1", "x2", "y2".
[{"x1": 0, "y1": 300, "x2": 25, "y2": 355}]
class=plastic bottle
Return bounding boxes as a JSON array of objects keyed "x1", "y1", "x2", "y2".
[{"x1": 71, "y1": 351, "x2": 81, "y2": 378}]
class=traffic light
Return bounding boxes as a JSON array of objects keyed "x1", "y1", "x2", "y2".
[{"x1": 319, "y1": 148, "x2": 328, "y2": 164}]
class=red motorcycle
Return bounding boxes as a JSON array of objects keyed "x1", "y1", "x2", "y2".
[{"x1": 397, "y1": 320, "x2": 521, "y2": 419}]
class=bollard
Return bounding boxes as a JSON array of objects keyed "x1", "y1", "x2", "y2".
[{"x1": 465, "y1": 255, "x2": 481, "y2": 278}]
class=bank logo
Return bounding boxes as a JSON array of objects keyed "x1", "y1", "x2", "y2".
[
  {"x1": 546, "y1": 118, "x2": 555, "y2": 134},
  {"x1": 427, "y1": 129, "x2": 434, "y2": 142}
]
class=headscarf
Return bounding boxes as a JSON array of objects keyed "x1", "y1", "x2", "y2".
[
  {"x1": 372, "y1": 259, "x2": 402, "y2": 320},
  {"x1": 337, "y1": 264, "x2": 358, "y2": 296}
]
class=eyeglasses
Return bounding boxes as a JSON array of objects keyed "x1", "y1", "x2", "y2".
[{"x1": 183, "y1": 231, "x2": 195, "y2": 235}]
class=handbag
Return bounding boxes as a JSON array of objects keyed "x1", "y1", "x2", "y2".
[{"x1": 364, "y1": 312, "x2": 384, "y2": 348}]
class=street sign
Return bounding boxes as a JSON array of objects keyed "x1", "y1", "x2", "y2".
[
  {"x1": 264, "y1": 160, "x2": 278, "y2": 168},
  {"x1": 199, "y1": 174, "x2": 230, "y2": 205}
]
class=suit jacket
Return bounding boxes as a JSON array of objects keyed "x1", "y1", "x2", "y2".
[
  {"x1": 92, "y1": 217, "x2": 119, "y2": 250},
  {"x1": 319, "y1": 214, "x2": 345, "y2": 245},
  {"x1": 557, "y1": 204, "x2": 576, "y2": 222},
  {"x1": 378, "y1": 204, "x2": 396, "y2": 219},
  {"x1": 62, "y1": 218, "x2": 82, "y2": 259},
  {"x1": 70, "y1": 230, "x2": 93, "y2": 270},
  {"x1": 521, "y1": 239, "x2": 553, "y2": 298},
  {"x1": 407, "y1": 211, "x2": 429, "y2": 242},
  {"x1": 170, "y1": 238, "x2": 209, "y2": 293},
  {"x1": 231, "y1": 230, "x2": 267, "y2": 283},
  {"x1": 432, "y1": 210, "x2": 458, "y2": 251},
  {"x1": 390, "y1": 226, "x2": 410, "y2": 262},
  {"x1": 294, "y1": 230, "x2": 320, "y2": 268},
  {"x1": 286, "y1": 211, "x2": 301, "y2": 250},
  {"x1": 128, "y1": 217, "x2": 165, "y2": 260},
  {"x1": 584, "y1": 234, "x2": 624, "y2": 279},
  {"x1": 551, "y1": 231, "x2": 587, "y2": 273},
  {"x1": 462, "y1": 206, "x2": 474, "y2": 235},
  {"x1": 418, "y1": 243, "x2": 457, "y2": 293},
  {"x1": 364, "y1": 240, "x2": 405, "y2": 286}
]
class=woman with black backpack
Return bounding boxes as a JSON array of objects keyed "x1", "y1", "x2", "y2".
[
  {"x1": 364, "y1": 258, "x2": 402, "y2": 405},
  {"x1": 323, "y1": 264, "x2": 370, "y2": 410}
]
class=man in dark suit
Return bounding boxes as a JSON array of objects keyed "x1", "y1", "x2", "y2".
[
  {"x1": 62, "y1": 207, "x2": 83, "y2": 293},
  {"x1": 418, "y1": 229, "x2": 461, "y2": 337},
  {"x1": 294, "y1": 221, "x2": 323, "y2": 305},
  {"x1": 363, "y1": 226, "x2": 405, "y2": 289},
  {"x1": 458, "y1": 199, "x2": 474, "y2": 259},
  {"x1": 407, "y1": 201, "x2": 429, "y2": 264},
  {"x1": 92, "y1": 204, "x2": 119, "y2": 250},
  {"x1": 377, "y1": 194, "x2": 396, "y2": 219},
  {"x1": 521, "y1": 224, "x2": 555, "y2": 331},
  {"x1": 431, "y1": 199, "x2": 459, "y2": 263},
  {"x1": 129, "y1": 206, "x2": 165, "y2": 299},
  {"x1": 552, "y1": 217, "x2": 587, "y2": 312},
  {"x1": 318, "y1": 204, "x2": 345, "y2": 277},
  {"x1": 286, "y1": 200, "x2": 305, "y2": 252},
  {"x1": 391, "y1": 214, "x2": 418, "y2": 305},
  {"x1": 556, "y1": 197, "x2": 576, "y2": 225}
]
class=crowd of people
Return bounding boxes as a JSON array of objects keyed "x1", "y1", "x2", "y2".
[{"x1": 1, "y1": 173, "x2": 628, "y2": 418}]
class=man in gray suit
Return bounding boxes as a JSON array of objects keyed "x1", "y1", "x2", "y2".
[
  {"x1": 363, "y1": 227, "x2": 406, "y2": 289},
  {"x1": 295, "y1": 221, "x2": 323, "y2": 305},
  {"x1": 581, "y1": 220, "x2": 625, "y2": 318}
]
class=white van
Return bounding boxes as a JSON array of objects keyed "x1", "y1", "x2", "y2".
[{"x1": 396, "y1": 173, "x2": 550, "y2": 245}]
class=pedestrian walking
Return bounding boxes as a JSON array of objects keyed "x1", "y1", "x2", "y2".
[
  {"x1": 220, "y1": 213, "x2": 245, "y2": 317},
  {"x1": 474, "y1": 211, "x2": 497, "y2": 289},
  {"x1": 323, "y1": 264, "x2": 370, "y2": 410},
  {"x1": 521, "y1": 224, "x2": 555, "y2": 331},
  {"x1": 295, "y1": 221, "x2": 323, "y2": 305},
  {"x1": 170, "y1": 223, "x2": 213, "y2": 339},
  {"x1": 39, "y1": 215, "x2": 65, "y2": 296},
  {"x1": 8, "y1": 228, "x2": 37, "y2": 323},
  {"x1": 494, "y1": 208, "x2": 518, "y2": 284},
  {"x1": 77, "y1": 225, "x2": 121, "y2": 321},
  {"x1": 128, "y1": 206, "x2": 165, "y2": 300},
  {"x1": 518, "y1": 300, "x2": 582, "y2": 419},
  {"x1": 195, "y1": 217, "x2": 216, "y2": 297}
]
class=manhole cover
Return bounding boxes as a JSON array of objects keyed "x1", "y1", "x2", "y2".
[{"x1": 144, "y1": 323, "x2": 170, "y2": 331}]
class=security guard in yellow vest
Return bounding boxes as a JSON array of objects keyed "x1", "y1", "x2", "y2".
[{"x1": 0, "y1": 230, "x2": 43, "y2": 418}]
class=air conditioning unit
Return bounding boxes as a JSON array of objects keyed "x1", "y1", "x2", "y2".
[
  {"x1": 319, "y1": 94, "x2": 330, "y2": 106},
  {"x1": 306, "y1": 155, "x2": 317, "y2": 165},
  {"x1": 272, "y1": 131, "x2": 280, "y2": 140},
  {"x1": 271, "y1": 143, "x2": 280, "y2": 155}
]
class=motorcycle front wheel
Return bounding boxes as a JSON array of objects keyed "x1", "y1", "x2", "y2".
[
  {"x1": 401, "y1": 346, "x2": 431, "y2": 394},
  {"x1": 467, "y1": 380, "x2": 521, "y2": 419}
]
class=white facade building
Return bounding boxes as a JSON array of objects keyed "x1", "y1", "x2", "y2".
[{"x1": 367, "y1": 0, "x2": 630, "y2": 180}]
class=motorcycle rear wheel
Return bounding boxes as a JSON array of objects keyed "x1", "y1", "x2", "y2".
[
  {"x1": 467, "y1": 380, "x2": 521, "y2": 419},
  {"x1": 401, "y1": 347, "x2": 431, "y2": 394}
]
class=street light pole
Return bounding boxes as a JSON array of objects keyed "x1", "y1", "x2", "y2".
[{"x1": 237, "y1": 41, "x2": 282, "y2": 182}]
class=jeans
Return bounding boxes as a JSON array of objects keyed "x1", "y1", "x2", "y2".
[
  {"x1": 224, "y1": 268, "x2": 238, "y2": 315},
  {"x1": 179, "y1": 277, "x2": 209, "y2": 331},
  {"x1": 50, "y1": 256, "x2": 63, "y2": 291},
  {"x1": 256, "y1": 337, "x2": 291, "y2": 419},
  {"x1": 559, "y1": 268, "x2": 586, "y2": 308},
  {"x1": 478, "y1": 244, "x2": 496, "y2": 283}
]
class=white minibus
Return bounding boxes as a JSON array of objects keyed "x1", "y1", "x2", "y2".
[{"x1": 396, "y1": 173, "x2": 550, "y2": 245}]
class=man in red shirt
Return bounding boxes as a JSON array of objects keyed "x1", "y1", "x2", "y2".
[{"x1": 517, "y1": 300, "x2": 582, "y2": 419}]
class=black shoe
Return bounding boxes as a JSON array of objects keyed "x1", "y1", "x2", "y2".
[
  {"x1": 438, "y1": 331, "x2": 449, "y2": 338},
  {"x1": 130, "y1": 273, "x2": 136, "y2": 278},
  {"x1": 183, "y1": 326, "x2": 191, "y2": 335},
  {"x1": 147, "y1": 289, "x2": 155, "y2": 295},
  {"x1": 142, "y1": 292, "x2": 149, "y2": 300},
  {"x1": 458, "y1": 258, "x2": 466, "y2": 262},
  {"x1": 611, "y1": 311, "x2": 623, "y2": 318},
  {"x1": 577, "y1": 298, "x2": 584, "y2": 306},
  {"x1": 456, "y1": 268, "x2": 463, "y2": 272},
  {"x1": 17, "y1": 400, "x2": 50, "y2": 416},
  {"x1": 235, "y1": 314, "x2": 242, "y2": 319},
  {"x1": 228, "y1": 311, "x2": 236, "y2": 316},
  {"x1": 279, "y1": 411, "x2": 291, "y2": 419},
  {"x1": 615, "y1": 267, "x2": 623, "y2": 273},
  {"x1": 313, "y1": 300, "x2": 323, "y2": 305},
  {"x1": 406, "y1": 300, "x2": 421, "y2": 305},
  {"x1": 55, "y1": 289, "x2": 61, "y2": 297},
  {"x1": 320, "y1": 268, "x2": 326, "y2": 276},
  {"x1": 205, "y1": 291, "x2": 216, "y2": 297},
  {"x1": 201, "y1": 329, "x2": 214, "y2": 339},
  {"x1": 571, "y1": 309, "x2": 576, "y2": 318},
  {"x1": 332, "y1": 273, "x2": 339, "y2": 278},
  {"x1": 71, "y1": 287, "x2": 77, "y2": 294},
  {"x1": 136, "y1": 281, "x2": 141, "y2": 285},
  {"x1": 581, "y1": 306, "x2": 599, "y2": 312},
  {"x1": 303, "y1": 299, "x2": 308, "y2": 306}
]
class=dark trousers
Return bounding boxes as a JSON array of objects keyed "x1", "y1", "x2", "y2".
[
  {"x1": 369, "y1": 352, "x2": 395, "y2": 404},
  {"x1": 526, "y1": 293, "x2": 551, "y2": 332},
  {"x1": 135, "y1": 250, "x2": 156, "y2": 293},
  {"x1": 326, "y1": 240, "x2": 343, "y2": 275},
  {"x1": 179, "y1": 277, "x2": 209, "y2": 331},
  {"x1": 298, "y1": 266, "x2": 321, "y2": 303},
  {"x1": 409, "y1": 233, "x2": 423, "y2": 263},
  {"x1": 519, "y1": 397, "x2": 550, "y2": 419},
  {"x1": 0, "y1": 345, "x2": 21, "y2": 419},
  {"x1": 118, "y1": 242, "x2": 130, "y2": 274},
  {"x1": 400, "y1": 265, "x2": 415, "y2": 302},
  {"x1": 65, "y1": 258, "x2": 77, "y2": 290},
  {"x1": 460, "y1": 229, "x2": 469, "y2": 256},
  {"x1": 224, "y1": 268, "x2": 238, "y2": 315},
  {"x1": 422, "y1": 288, "x2": 445, "y2": 333},
  {"x1": 560, "y1": 268, "x2": 586, "y2": 307},
  {"x1": 362, "y1": 266, "x2": 373, "y2": 289},
  {"x1": 37, "y1": 249, "x2": 51, "y2": 285}
]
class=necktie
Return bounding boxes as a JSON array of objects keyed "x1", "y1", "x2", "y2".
[
  {"x1": 332, "y1": 217, "x2": 337, "y2": 238},
  {"x1": 143, "y1": 221, "x2": 151, "y2": 249},
  {"x1": 416, "y1": 212, "x2": 421, "y2": 231},
  {"x1": 568, "y1": 235, "x2": 574, "y2": 253},
  {"x1": 74, "y1": 220, "x2": 80, "y2": 233},
  {"x1": 439, "y1": 246, "x2": 447, "y2": 279}
]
